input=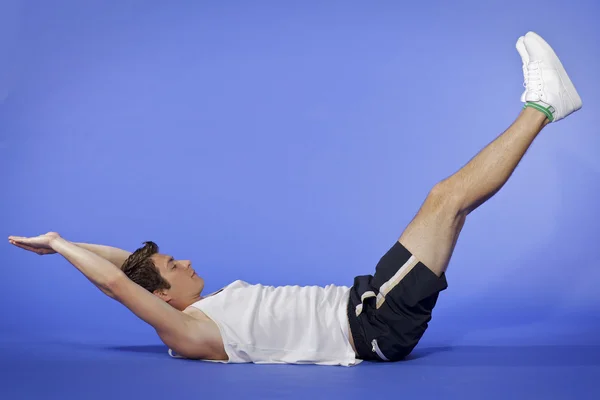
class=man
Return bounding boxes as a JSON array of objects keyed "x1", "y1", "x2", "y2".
[{"x1": 8, "y1": 31, "x2": 582, "y2": 366}]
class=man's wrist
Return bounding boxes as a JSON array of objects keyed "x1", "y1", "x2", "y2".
[{"x1": 50, "y1": 237, "x2": 69, "y2": 252}]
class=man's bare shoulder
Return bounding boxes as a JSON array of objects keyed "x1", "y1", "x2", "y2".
[{"x1": 181, "y1": 305, "x2": 228, "y2": 361}]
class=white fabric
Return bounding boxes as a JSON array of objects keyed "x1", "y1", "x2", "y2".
[
  {"x1": 172, "y1": 280, "x2": 361, "y2": 366},
  {"x1": 516, "y1": 36, "x2": 529, "y2": 103}
]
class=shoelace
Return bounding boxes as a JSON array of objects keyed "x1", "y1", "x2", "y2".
[{"x1": 525, "y1": 60, "x2": 544, "y2": 100}]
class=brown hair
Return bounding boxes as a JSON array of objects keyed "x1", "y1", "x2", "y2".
[{"x1": 121, "y1": 241, "x2": 171, "y2": 293}]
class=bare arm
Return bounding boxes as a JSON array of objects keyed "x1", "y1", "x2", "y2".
[
  {"x1": 72, "y1": 242, "x2": 132, "y2": 269},
  {"x1": 51, "y1": 239, "x2": 192, "y2": 333},
  {"x1": 50, "y1": 236, "x2": 208, "y2": 358},
  {"x1": 50, "y1": 237, "x2": 124, "y2": 295},
  {"x1": 10, "y1": 233, "x2": 210, "y2": 358}
]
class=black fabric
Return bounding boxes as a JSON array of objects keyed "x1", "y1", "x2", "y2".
[{"x1": 347, "y1": 241, "x2": 448, "y2": 362}]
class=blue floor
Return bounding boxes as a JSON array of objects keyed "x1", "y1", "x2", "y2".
[{"x1": 2, "y1": 315, "x2": 599, "y2": 399}]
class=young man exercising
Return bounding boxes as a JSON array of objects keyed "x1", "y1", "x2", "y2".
[{"x1": 8, "y1": 31, "x2": 582, "y2": 366}]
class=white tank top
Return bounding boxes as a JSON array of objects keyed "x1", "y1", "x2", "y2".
[{"x1": 168, "y1": 280, "x2": 361, "y2": 366}]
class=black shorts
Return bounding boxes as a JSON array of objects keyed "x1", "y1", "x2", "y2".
[{"x1": 347, "y1": 241, "x2": 448, "y2": 362}]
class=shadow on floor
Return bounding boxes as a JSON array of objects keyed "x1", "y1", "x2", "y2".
[
  {"x1": 403, "y1": 344, "x2": 600, "y2": 367},
  {"x1": 104, "y1": 344, "x2": 168, "y2": 355},
  {"x1": 100, "y1": 343, "x2": 600, "y2": 367}
]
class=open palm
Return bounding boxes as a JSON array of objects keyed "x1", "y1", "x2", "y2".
[{"x1": 8, "y1": 232, "x2": 61, "y2": 255}]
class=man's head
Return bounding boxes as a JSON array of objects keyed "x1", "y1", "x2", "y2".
[{"x1": 120, "y1": 241, "x2": 204, "y2": 310}]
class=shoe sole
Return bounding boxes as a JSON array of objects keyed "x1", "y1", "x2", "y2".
[{"x1": 525, "y1": 31, "x2": 583, "y2": 111}]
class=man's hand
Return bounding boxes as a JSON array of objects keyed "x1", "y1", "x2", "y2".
[
  {"x1": 8, "y1": 232, "x2": 61, "y2": 255},
  {"x1": 9, "y1": 233, "x2": 132, "y2": 267},
  {"x1": 10, "y1": 232, "x2": 124, "y2": 296},
  {"x1": 8, "y1": 231, "x2": 208, "y2": 358}
]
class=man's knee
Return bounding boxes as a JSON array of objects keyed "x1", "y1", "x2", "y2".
[{"x1": 425, "y1": 181, "x2": 465, "y2": 217}]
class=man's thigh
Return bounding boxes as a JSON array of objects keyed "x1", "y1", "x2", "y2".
[
  {"x1": 347, "y1": 240, "x2": 449, "y2": 361},
  {"x1": 347, "y1": 184, "x2": 466, "y2": 361}
]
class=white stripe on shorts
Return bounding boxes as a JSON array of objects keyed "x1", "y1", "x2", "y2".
[{"x1": 375, "y1": 255, "x2": 419, "y2": 309}]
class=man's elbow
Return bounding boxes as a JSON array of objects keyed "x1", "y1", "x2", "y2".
[
  {"x1": 159, "y1": 324, "x2": 211, "y2": 360},
  {"x1": 104, "y1": 272, "x2": 128, "y2": 299}
]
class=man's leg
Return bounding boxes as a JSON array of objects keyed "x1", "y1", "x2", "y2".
[
  {"x1": 398, "y1": 31, "x2": 582, "y2": 278},
  {"x1": 399, "y1": 107, "x2": 547, "y2": 277}
]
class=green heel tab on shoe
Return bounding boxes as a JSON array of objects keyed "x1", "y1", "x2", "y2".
[{"x1": 523, "y1": 102, "x2": 555, "y2": 122}]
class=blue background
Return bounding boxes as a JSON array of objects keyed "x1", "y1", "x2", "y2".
[{"x1": 1, "y1": 0, "x2": 599, "y2": 398}]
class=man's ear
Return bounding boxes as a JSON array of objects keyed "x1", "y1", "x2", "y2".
[{"x1": 153, "y1": 289, "x2": 171, "y2": 302}]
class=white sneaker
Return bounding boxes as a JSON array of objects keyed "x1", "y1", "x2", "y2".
[
  {"x1": 516, "y1": 36, "x2": 529, "y2": 103},
  {"x1": 522, "y1": 31, "x2": 582, "y2": 122}
]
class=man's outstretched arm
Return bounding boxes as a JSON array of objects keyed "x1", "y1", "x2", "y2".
[
  {"x1": 49, "y1": 237, "x2": 196, "y2": 335},
  {"x1": 72, "y1": 242, "x2": 131, "y2": 269},
  {"x1": 51, "y1": 237, "x2": 124, "y2": 296},
  {"x1": 9, "y1": 233, "x2": 209, "y2": 358}
]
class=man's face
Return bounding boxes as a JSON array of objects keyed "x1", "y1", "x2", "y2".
[{"x1": 151, "y1": 253, "x2": 204, "y2": 308}]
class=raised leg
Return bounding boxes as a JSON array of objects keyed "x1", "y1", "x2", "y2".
[
  {"x1": 399, "y1": 107, "x2": 548, "y2": 277},
  {"x1": 400, "y1": 31, "x2": 581, "y2": 279}
]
